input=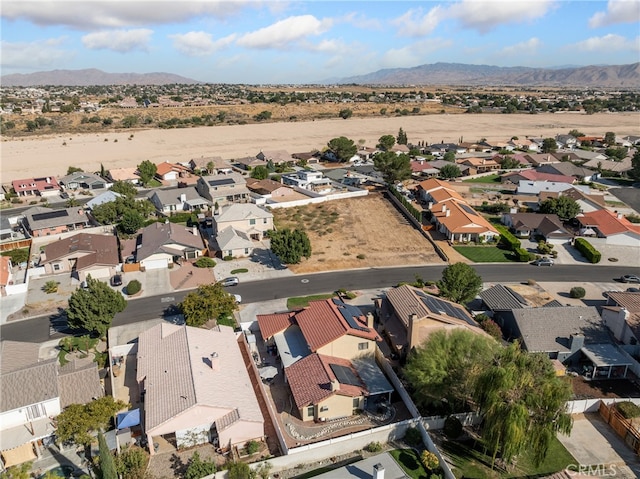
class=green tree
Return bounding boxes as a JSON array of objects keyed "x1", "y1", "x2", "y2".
[
  {"x1": 539, "y1": 195, "x2": 581, "y2": 220},
  {"x1": 98, "y1": 432, "x2": 117, "y2": 479},
  {"x1": 110, "y1": 180, "x2": 137, "y2": 197},
  {"x1": 404, "y1": 329, "x2": 498, "y2": 409},
  {"x1": 568, "y1": 129, "x2": 584, "y2": 138},
  {"x1": 121, "y1": 115, "x2": 138, "y2": 128},
  {"x1": 118, "y1": 210, "x2": 144, "y2": 234},
  {"x1": 377, "y1": 134, "x2": 396, "y2": 151},
  {"x1": 339, "y1": 108, "x2": 353, "y2": 119},
  {"x1": 65, "y1": 197, "x2": 79, "y2": 208},
  {"x1": 269, "y1": 228, "x2": 311, "y2": 264},
  {"x1": 631, "y1": 150, "x2": 640, "y2": 180},
  {"x1": 250, "y1": 165, "x2": 269, "y2": 180},
  {"x1": 373, "y1": 151, "x2": 411, "y2": 184},
  {"x1": 91, "y1": 201, "x2": 118, "y2": 224},
  {"x1": 439, "y1": 163, "x2": 461, "y2": 179},
  {"x1": 397, "y1": 127, "x2": 408, "y2": 145},
  {"x1": 254, "y1": 110, "x2": 272, "y2": 121},
  {"x1": 497, "y1": 155, "x2": 520, "y2": 169},
  {"x1": 437, "y1": 262, "x2": 482, "y2": 304},
  {"x1": 227, "y1": 461, "x2": 254, "y2": 479},
  {"x1": 541, "y1": 137, "x2": 557, "y2": 153},
  {"x1": 67, "y1": 275, "x2": 127, "y2": 336},
  {"x1": 56, "y1": 396, "x2": 128, "y2": 446},
  {"x1": 0, "y1": 461, "x2": 33, "y2": 479},
  {"x1": 137, "y1": 160, "x2": 157, "y2": 186},
  {"x1": 115, "y1": 446, "x2": 148, "y2": 479},
  {"x1": 443, "y1": 151, "x2": 456, "y2": 162},
  {"x1": 184, "y1": 451, "x2": 217, "y2": 479},
  {"x1": 327, "y1": 136, "x2": 357, "y2": 162},
  {"x1": 180, "y1": 283, "x2": 238, "y2": 327},
  {"x1": 604, "y1": 131, "x2": 616, "y2": 146},
  {"x1": 67, "y1": 166, "x2": 84, "y2": 175},
  {"x1": 474, "y1": 343, "x2": 573, "y2": 467}
]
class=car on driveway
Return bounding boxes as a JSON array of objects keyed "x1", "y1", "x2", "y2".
[
  {"x1": 531, "y1": 258, "x2": 554, "y2": 266},
  {"x1": 621, "y1": 274, "x2": 640, "y2": 283},
  {"x1": 111, "y1": 274, "x2": 123, "y2": 287},
  {"x1": 220, "y1": 277, "x2": 239, "y2": 287}
]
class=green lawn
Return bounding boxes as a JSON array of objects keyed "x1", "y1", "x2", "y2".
[
  {"x1": 287, "y1": 293, "x2": 336, "y2": 309},
  {"x1": 453, "y1": 246, "x2": 514, "y2": 263},
  {"x1": 463, "y1": 174, "x2": 501, "y2": 183},
  {"x1": 389, "y1": 449, "x2": 431, "y2": 479},
  {"x1": 443, "y1": 436, "x2": 575, "y2": 479}
]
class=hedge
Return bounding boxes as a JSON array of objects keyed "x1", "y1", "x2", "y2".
[
  {"x1": 515, "y1": 248, "x2": 531, "y2": 262},
  {"x1": 499, "y1": 230, "x2": 521, "y2": 251},
  {"x1": 575, "y1": 237, "x2": 601, "y2": 263},
  {"x1": 126, "y1": 280, "x2": 141, "y2": 295},
  {"x1": 389, "y1": 186, "x2": 422, "y2": 223},
  {"x1": 617, "y1": 401, "x2": 640, "y2": 419}
]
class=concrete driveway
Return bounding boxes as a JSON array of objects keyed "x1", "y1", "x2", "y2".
[{"x1": 558, "y1": 414, "x2": 640, "y2": 478}]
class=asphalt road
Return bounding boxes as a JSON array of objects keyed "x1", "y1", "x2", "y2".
[{"x1": 0, "y1": 264, "x2": 634, "y2": 343}]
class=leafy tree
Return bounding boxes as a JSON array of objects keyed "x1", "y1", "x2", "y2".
[
  {"x1": 118, "y1": 210, "x2": 144, "y2": 234},
  {"x1": 541, "y1": 137, "x2": 557, "y2": 153},
  {"x1": 481, "y1": 319, "x2": 503, "y2": 340},
  {"x1": 251, "y1": 165, "x2": 269, "y2": 180},
  {"x1": 227, "y1": 462, "x2": 253, "y2": 479},
  {"x1": 539, "y1": 195, "x2": 580, "y2": 220},
  {"x1": 115, "y1": 446, "x2": 149, "y2": 479},
  {"x1": 56, "y1": 396, "x2": 128, "y2": 446},
  {"x1": 194, "y1": 257, "x2": 216, "y2": 268},
  {"x1": 604, "y1": 131, "x2": 616, "y2": 146},
  {"x1": 338, "y1": 108, "x2": 353, "y2": 119},
  {"x1": 91, "y1": 201, "x2": 118, "y2": 224},
  {"x1": 474, "y1": 343, "x2": 573, "y2": 467},
  {"x1": 0, "y1": 461, "x2": 33, "y2": 479},
  {"x1": 605, "y1": 146, "x2": 628, "y2": 160},
  {"x1": 98, "y1": 432, "x2": 117, "y2": 479},
  {"x1": 631, "y1": 150, "x2": 640, "y2": 180},
  {"x1": 269, "y1": 228, "x2": 311, "y2": 264},
  {"x1": 373, "y1": 151, "x2": 411, "y2": 184},
  {"x1": 439, "y1": 163, "x2": 461, "y2": 179},
  {"x1": 184, "y1": 451, "x2": 217, "y2": 479},
  {"x1": 404, "y1": 329, "x2": 498, "y2": 409},
  {"x1": 437, "y1": 262, "x2": 482, "y2": 304},
  {"x1": 65, "y1": 197, "x2": 79, "y2": 208},
  {"x1": 568, "y1": 129, "x2": 584, "y2": 138},
  {"x1": 254, "y1": 110, "x2": 272, "y2": 121},
  {"x1": 180, "y1": 283, "x2": 238, "y2": 327},
  {"x1": 397, "y1": 127, "x2": 408, "y2": 145},
  {"x1": 497, "y1": 155, "x2": 520, "y2": 169},
  {"x1": 327, "y1": 136, "x2": 357, "y2": 162},
  {"x1": 443, "y1": 151, "x2": 456, "y2": 162},
  {"x1": 377, "y1": 134, "x2": 396, "y2": 151},
  {"x1": 421, "y1": 451, "x2": 439, "y2": 471},
  {"x1": 110, "y1": 180, "x2": 137, "y2": 197},
  {"x1": 137, "y1": 160, "x2": 157, "y2": 186},
  {"x1": 67, "y1": 275, "x2": 127, "y2": 336},
  {"x1": 67, "y1": 166, "x2": 84, "y2": 175}
]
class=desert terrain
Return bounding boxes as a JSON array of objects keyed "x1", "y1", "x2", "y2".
[{"x1": 2, "y1": 112, "x2": 639, "y2": 183}]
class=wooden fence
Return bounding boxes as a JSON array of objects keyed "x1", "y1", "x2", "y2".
[{"x1": 599, "y1": 401, "x2": 640, "y2": 455}]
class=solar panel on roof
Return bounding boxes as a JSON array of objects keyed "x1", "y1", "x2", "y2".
[
  {"x1": 332, "y1": 299, "x2": 369, "y2": 332},
  {"x1": 505, "y1": 286, "x2": 527, "y2": 305},
  {"x1": 459, "y1": 203, "x2": 478, "y2": 216},
  {"x1": 329, "y1": 364, "x2": 361, "y2": 387},
  {"x1": 208, "y1": 178, "x2": 235, "y2": 187},
  {"x1": 415, "y1": 291, "x2": 474, "y2": 325},
  {"x1": 31, "y1": 210, "x2": 69, "y2": 222}
]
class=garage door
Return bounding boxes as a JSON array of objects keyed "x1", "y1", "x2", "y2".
[
  {"x1": 141, "y1": 258, "x2": 169, "y2": 270},
  {"x1": 86, "y1": 267, "x2": 111, "y2": 279}
]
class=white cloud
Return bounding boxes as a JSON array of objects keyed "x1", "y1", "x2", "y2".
[
  {"x1": 501, "y1": 37, "x2": 541, "y2": 56},
  {"x1": 571, "y1": 33, "x2": 640, "y2": 52},
  {"x1": 237, "y1": 15, "x2": 332, "y2": 49},
  {"x1": 392, "y1": 6, "x2": 444, "y2": 37},
  {"x1": 589, "y1": 0, "x2": 640, "y2": 28},
  {"x1": 82, "y1": 29, "x2": 152, "y2": 52},
  {"x1": 339, "y1": 12, "x2": 383, "y2": 31},
  {"x1": 169, "y1": 31, "x2": 236, "y2": 56},
  {"x1": 1, "y1": 0, "x2": 258, "y2": 30},
  {"x1": 380, "y1": 38, "x2": 453, "y2": 68},
  {"x1": 447, "y1": 0, "x2": 555, "y2": 34},
  {"x1": 1, "y1": 37, "x2": 71, "y2": 70}
]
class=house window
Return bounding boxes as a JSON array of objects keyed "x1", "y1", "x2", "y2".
[
  {"x1": 358, "y1": 342, "x2": 369, "y2": 350},
  {"x1": 320, "y1": 406, "x2": 329, "y2": 412},
  {"x1": 25, "y1": 403, "x2": 46, "y2": 420},
  {"x1": 249, "y1": 219, "x2": 256, "y2": 225},
  {"x1": 53, "y1": 264, "x2": 61, "y2": 271},
  {"x1": 352, "y1": 398, "x2": 360, "y2": 408},
  {"x1": 306, "y1": 406, "x2": 314, "y2": 418},
  {"x1": 263, "y1": 218, "x2": 268, "y2": 224},
  {"x1": 244, "y1": 248, "x2": 249, "y2": 255}
]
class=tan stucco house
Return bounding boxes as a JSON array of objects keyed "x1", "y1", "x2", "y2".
[{"x1": 210, "y1": 203, "x2": 273, "y2": 258}]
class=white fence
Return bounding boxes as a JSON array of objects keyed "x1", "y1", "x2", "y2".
[
  {"x1": 265, "y1": 185, "x2": 368, "y2": 209},
  {"x1": 565, "y1": 397, "x2": 640, "y2": 414}
]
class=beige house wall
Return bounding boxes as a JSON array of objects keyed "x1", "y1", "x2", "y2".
[
  {"x1": 147, "y1": 405, "x2": 232, "y2": 437},
  {"x1": 307, "y1": 394, "x2": 362, "y2": 422},
  {"x1": 218, "y1": 420, "x2": 264, "y2": 448},
  {"x1": 214, "y1": 217, "x2": 273, "y2": 239},
  {"x1": 316, "y1": 335, "x2": 376, "y2": 360}
]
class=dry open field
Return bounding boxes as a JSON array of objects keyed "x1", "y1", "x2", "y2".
[
  {"x1": 272, "y1": 191, "x2": 443, "y2": 273},
  {"x1": 2, "y1": 112, "x2": 639, "y2": 183}
]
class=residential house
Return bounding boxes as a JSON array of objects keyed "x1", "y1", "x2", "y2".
[
  {"x1": 455, "y1": 157, "x2": 500, "y2": 175},
  {"x1": 521, "y1": 153, "x2": 560, "y2": 167},
  {"x1": 555, "y1": 135, "x2": 578, "y2": 149},
  {"x1": 430, "y1": 200, "x2": 499, "y2": 243},
  {"x1": 136, "y1": 221, "x2": 205, "y2": 269},
  {"x1": 559, "y1": 187, "x2": 605, "y2": 213},
  {"x1": 155, "y1": 161, "x2": 192, "y2": 182},
  {"x1": 22, "y1": 206, "x2": 92, "y2": 237},
  {"x1": 602, "y1": 292, "x2": 640, "y2": 345},
  {"x1": 576, "y1": 209, "x2": 640, "y2": 246},
  {"x1": 507, "y1": 138, "x2": 539, "y2": 152},
  {"x1": 136, "y1": 324, "x2": 264, "y2": 453},
  {"x1": 516, "y1": 180, "x2": 583, "y2": 196},
  {"x1": 282, "y1": 170, "x2": 332, "y2": 193},
  {"x1": 536, "y1": 163, "x2": 596, "y2": 182},
  {"x1": 59, "y1": 171, "x2": 108, "y2": 191},
  {"x1": 196, "y1": 173, "x2": 250, "y2": 206},
  {"x1": 39, "y1": 233, "x2": 119, "y2": 281},
  {"x1": 257, "y1": 298, "x2": 392, "y2": 422},
  {"x1": 501, "y1": 212, "x2": 572, "y2": 243},
  {"x1": 410, "y1": 159, "x2": 439, "y2": 178},
  {"x1": 0, "y1": 217, "x2": 17, "y2": 242},
  {"x1": 621, "y1": 135, "x2": 640, "y2": 146},
  {"x1": 210, "y1": 204, "x2": 273, "y2": 258},
  {"x1": 416, "y1": 178, "x2": 463, "y2": 204},
  {"x1": 245, "y1": 178, "x2": 295, "y2": 198},
  {"x1": 501, "y1": 169, "x2": 575, "y2": 185},
  {"x1": 425, "y1": 143, "x2": 465, "y2": 155},
  {"x1": 107, "y1": 167, "x2": 141, "y2": 184},
  {"x1": 576, "y1": 136, "x2": 604, "y2": 147},
  {"x1": 292, "y1": 151, "x2": 321, "y2": 164},
  {"x1": 479, "y1": 284, "x2": 530, "y2": 315},
  {"x1": 148, "y1": 187, "x2": 210, "y2": 215},
  {"x1": 375, "y1": 284, "x2": 484, "y2": 359},
  {"x1": 11, "y1": 177, "x2": 61, "y2": 198},
  {"x1": 256, "y1": 150, "x2": 292, "y2": 165},
  {"x1": 357, "y1": 146, "x2": 379, "y2": 161},
  {"x1": 0, "y1": 257, "x2": 13, "y2": 294},
  {"x1": 570, "y1": 150, "x2": 608, "y2": 163},
  {"x1": 0, "y1": 341, "x2": 102, "y2": 470},
  {"x1": 187, "y1": 156, "x2": 230, "y2": 174},
  {"x1": 233, "y1": 156, "x2": 267, "y2": 171},
  {"x1": 583, "y1": 157, "x2": 632, "y2": 176},
  {"x1": 391, "y1": 144, "x2": 410, "y2": 154},
  {"x1": 85, "y1": 191, "x2": 122, "y2": 210}
]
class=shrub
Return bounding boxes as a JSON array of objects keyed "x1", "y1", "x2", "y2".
[
  {"x1": 244, "y1": 440, "x2": 260, "y2": 455},
  {"x1": 617, "y1": 401, "x2": 640, "y2": 419},
  {"x1": 570, "y1": 286, "x2": 586, "y2": 299},
  {"x1": 574, "y1": 238, "x2": 601, "y2": 263},
  {"x1": 365, "y1": 441, "x2": 383, "y2": 453},
  {"x1": 194, "y1": 257, "x2": 216, "y2": 268},
  {"x1": 443, "y1": 416, "x2": 463, "y2": 439},
  {"x1": 499, "y1": 230, "x2": 521, "y2": 251},
  {"x1": 482, "y1": 319, "x2": 503, "y2": 340},
  {"x1": 537, "y1": 241, "x2": 554, "y2": 254},
  {"x1": 230, "y1": 268, "x2": 249, "y2": 274},
  {"x1": 421, "y1": 450, "x2": 440, "y2": 471},
  {"x1": 404, "y1": 426, "x2": 422, "y2": 446},
  {"x1": 43, "y1": 280, "x2": 59, "y2": 294},
  {"x1": 515, "y1": 248, "x2": 531, "y2": 262},
  {"x1": 126, "y1": 280, "x2": 141, "y2": 295},
  {"x1": 223, "y1": 255, "x2": 234, "y2": 261},
  {"x1": 357, "y1": 254, "x2": 366, "y2": 260}
]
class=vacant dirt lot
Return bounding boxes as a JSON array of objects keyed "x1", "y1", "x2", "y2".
[{"x1": 272, "y1": 191, "x2": 443, "y2": 273}]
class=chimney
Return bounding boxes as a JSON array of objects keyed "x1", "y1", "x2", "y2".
[
  {"x1": 192, "y1": 225, "x2": 197, "y2": 236},
  {"x1": 366, "y1": 312, "x2": 374, "y2": 329},
  {"x1": 617, "y1": 213, "x2": 623, "y2": 219},
  {"x1": 180, "y1": 193, "x2": 187, "y2": 203},
  {"x1": 569, "y1": 334, "x2": 584, "y2": 354},
  {"x1": 441, "y1": 204, "x2": 447, "y2": 213},
  {"x1": 446, "y1": 210, "x2": 450, "y2": 217},
  {"x1": 46, "y1": 177, "x2": 51, "y2": 183},
  {"x1": 210, "y1": 352, "x2": 220, "y2": 371},
  {"x1": 330, "y1": 379, "x2": 339, "y2": 391},
  {"x1": 428, "y1": 202, "x2": 433, "y2": 209},
  {"x1": 373, "y1": 463, "x2": 385, "y2": 479}
]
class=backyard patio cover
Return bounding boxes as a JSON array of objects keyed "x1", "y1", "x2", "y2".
[
  {"x1": 581, "y1": 344, "x2": 633, "y2": 368},
  {"x1": 116, "y1": 409, "x2": 141, "y2": 430}
]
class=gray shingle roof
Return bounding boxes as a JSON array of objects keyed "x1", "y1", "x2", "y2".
[
  {"x1": 150, "y1": 186, "x2": 208, "y2": 207},
  {"x1": 58, "y1": 358, "x2": 104, "y2": 408},
  {"x1": 214, "y1": 226, "x2": 254, "y2": 252},
  {"x1": 137, "y1": 222, "x2": 204, "y2": 261},
  {"x1": 24, "y1": 206, "x2": 91, "y2": 231},
  {"x1": 479, "y1": 284, "x2": 529, "y2": 311},
  {"x1": 0, "y1": 361, "x2": 59, "y2": 412}
]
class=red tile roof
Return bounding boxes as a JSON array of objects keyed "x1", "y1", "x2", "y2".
[
  {"x1": 12, "y1": 177, "x2": 60, "y2": 194},
  {"x1": 0, "y1": 256, "x2": 11, "y2": 287},
  {"x1": 256, "y1": 312, "x2": 295, "y2": 339},
  {"x1": 578, "y1": 209, "x2": 640, "y2": 236},
  {"x1": 504, "y1": 170, "x2": 574, "y2": 183}
]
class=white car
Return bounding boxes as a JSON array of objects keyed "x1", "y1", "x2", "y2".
[{"x1": 233, "y1": 294, "x2": 242, "y2": 304}]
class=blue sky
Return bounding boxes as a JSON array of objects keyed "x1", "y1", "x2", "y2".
[{"x1": 2, "y1": 0, "x2": 639, "y2": 83}]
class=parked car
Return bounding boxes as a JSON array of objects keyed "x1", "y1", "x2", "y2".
[
  {"x1": 626, "y1": 287, "x2": 640, "y2": 293},
  {"x1": 233, "y1": 294, "x2": 242, "y2": 303},
  {"x1": 531, "y1": 258, "x2": 554, "y2": 266},
  {"x1": 111, "y1": 274, "x2": 123, "y2": 287},
  {"x1": 220, "y1": 277, "x2": 239, "y2": 287},
  {"x1": 124, "y1": 255, "x2": 136, "y2": 264},
  {"x1": 621, "y1": 274, "x2": 640, "y2": 283}
]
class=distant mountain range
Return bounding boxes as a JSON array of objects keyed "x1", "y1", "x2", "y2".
[
  {"x1": 0, "y1": 68, "x2": 202, "y2": 87},
  {"x1": 334, "y1": 62, "x2": 640, "y2": 88}
]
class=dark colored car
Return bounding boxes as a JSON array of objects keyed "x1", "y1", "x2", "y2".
[
  {"x1": 111, "y1": 274, "x2": 123, "y2": 287},
  {"x1": 621, "y1": 275, "x2": 640, "y2": 283}
]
